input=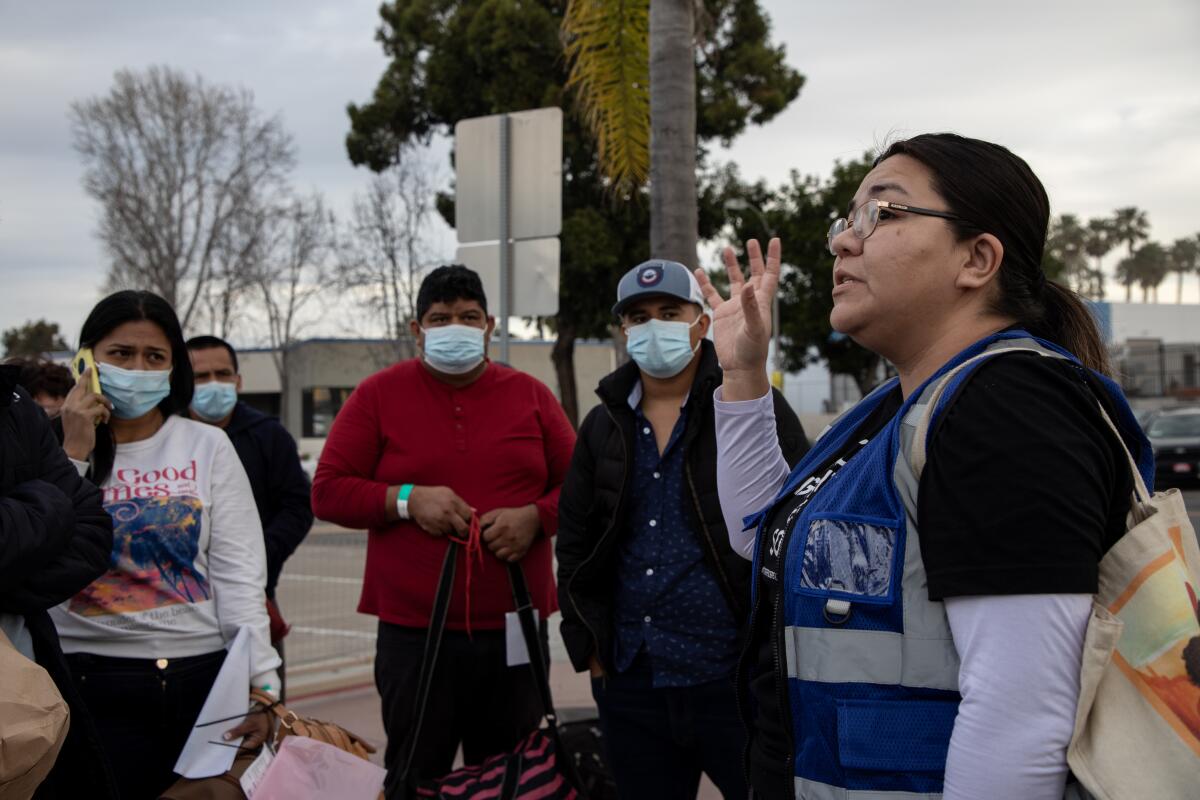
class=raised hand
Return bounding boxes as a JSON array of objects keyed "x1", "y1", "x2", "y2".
[{"x1": 694, "y1": 238, "x2": 781, "y2": 401}]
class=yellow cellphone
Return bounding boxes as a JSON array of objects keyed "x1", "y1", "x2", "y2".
[{"x1": 70, "y1": 348, "x2": 102, "y2": 395}]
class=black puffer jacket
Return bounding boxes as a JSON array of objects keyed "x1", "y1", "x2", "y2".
[
  {"x1": 225, "y1": 402, "x2": 313, "y2": 598},
  {"x1": 556, "y1": 341, "x2": 809, "y2": 673},
  {"x1": 0, "y1": 365, "x2": 117, "y2": 798}
]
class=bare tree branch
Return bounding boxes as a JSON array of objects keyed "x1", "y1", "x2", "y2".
[
  {"x1": 71, "y1": 65, "x2": 296, "y2": 330},
  {"x1": 254, "y1": 194, "x2": 336, "y2": 423},
  {"x1": 338, "y1": 148, "x2": 442, "y2": 359}
]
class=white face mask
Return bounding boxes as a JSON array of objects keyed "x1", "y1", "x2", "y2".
[{"x1": 421, "y1": 324, "x2": 486, "y2": 375}]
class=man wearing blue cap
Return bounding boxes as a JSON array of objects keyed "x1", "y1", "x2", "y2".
[{"x1": 557, "y1": 259, "x2": 808, "y2": 798}]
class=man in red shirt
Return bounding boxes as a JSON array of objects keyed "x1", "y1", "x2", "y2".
[{"x1": 312, "y1": 265, "x2": 576, "y2": 797}]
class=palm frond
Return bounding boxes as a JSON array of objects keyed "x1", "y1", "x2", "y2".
[{"x1": 562, "y1": 0, "x2": 650, "y2": 193}]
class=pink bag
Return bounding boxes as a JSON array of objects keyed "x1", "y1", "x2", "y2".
[{"x1": 253, "y1": 736, "x2": 385, "y2": 800}]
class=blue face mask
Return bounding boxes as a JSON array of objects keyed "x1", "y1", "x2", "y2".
[
  {"x1": 99, "y1": 362, "x2": 172, "y2": 419},
  {"x1": 422, "y1": 324, "x2": 486, "y2": 375},
  {"x1": 626, "y1": 317, "x2": 702, "y2": 379},
  {"x1": 191, "y1": 381, "x2": 238, "y2": 421}
]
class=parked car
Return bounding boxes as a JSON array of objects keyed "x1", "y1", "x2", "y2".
[
  {"x1": 1146, "y1": 407, "x2": 1200, "y2": 486},
  {"x1": 1133, "y1": 407, "x2": 1160, "y2": 432}
]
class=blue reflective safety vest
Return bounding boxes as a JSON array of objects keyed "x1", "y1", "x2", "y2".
[{"x1": 744, "y1": 331, "x2": 1153, "y2": 800}]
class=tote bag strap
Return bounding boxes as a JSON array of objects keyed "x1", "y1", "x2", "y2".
[
  {"x1": 507, "y1": 560, "x2": 585, "y2": 793},
  {"x1": 505, "y1": 561, "x2": 557, "y2": 724},
  {"x1": 907, "y1": 345, "x2": 1152, "y2": 521},
  {"x1": 398, "y1": 540, "x2": 459, "y2": 786}
]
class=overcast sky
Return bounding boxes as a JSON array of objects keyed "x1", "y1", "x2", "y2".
[{"x1": 2, "y1": 0, "x2": 1198, "y2": 346}]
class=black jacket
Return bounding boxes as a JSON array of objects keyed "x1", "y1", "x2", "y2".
[
  {"x1": 556, "y1": 341, "x2": 809, "y2": 673},
  {"x1": 0, "y1": 365, "x2": 117, "y2": 798},
  {"x1": 225, "y1": 402, "x2": 314, "y2": 597}
]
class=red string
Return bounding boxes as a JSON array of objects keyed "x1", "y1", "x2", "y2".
[{"x1": 447, "y1": 513, "x2": 484, "y2": 637}]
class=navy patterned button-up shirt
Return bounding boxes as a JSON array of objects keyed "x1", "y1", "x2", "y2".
[{"x1": 612, "y1": 383, "x2": 741, "y2": 688}]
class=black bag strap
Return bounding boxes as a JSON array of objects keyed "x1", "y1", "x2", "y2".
[
  {"x1": 505, "y1": 560, "x2": 587, "y2": 797},
  {"x1": 505, "y1": 560, "x2": 557, "y2": 725},
  {"x1": 397, "y1": 541, "x2": 458, "y2": 787}
]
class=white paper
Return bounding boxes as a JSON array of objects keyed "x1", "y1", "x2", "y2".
[
  {"x1": 505, "y1": 609, "x2": 539, "y2": 666},
  {"x1": 239, "y1": 745, "x2": 274, "y2": 798},
  {"x1": 174, "y1": 626, "x2": 253, "y2": 778}
]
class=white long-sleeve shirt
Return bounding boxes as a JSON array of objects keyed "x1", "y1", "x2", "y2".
[
  {"x1": 52, "y1": 415, "x2": 280, "y2": 690},
  {"x1": 713, "y1": 387, "x2": 1087, "y2": 800}
]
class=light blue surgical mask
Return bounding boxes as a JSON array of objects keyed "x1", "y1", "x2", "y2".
[
  {"x1": 626, "y1": 317, "x2": 702, "y2": 379},
  {"x1": 191, "y1": 381, "x2": 238, "y2": 421},
  {"x1": 422, "y1": 324, "x2": 486, "y2": 375},
  {"x1": 98, "y1": 362, "x2": 172, "y2": 419}
]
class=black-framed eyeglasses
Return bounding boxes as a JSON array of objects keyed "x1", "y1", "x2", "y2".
[{"x1": 827, "y1": 199, "x2": 965, "y2": 255}]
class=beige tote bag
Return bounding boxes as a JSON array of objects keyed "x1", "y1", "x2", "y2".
[
  {"x1": 0, "y1": 628, "x2": 70, "y2": 800},
  {"x1": 0, "y1": 628, "x2": 69, "y2": 796},
  {"x1": 1066, "y1": 407, "x2": 1200, "y2": 800},
  {"x1": 910, "y1": 345, "x2": 1200, "y2": 799}
]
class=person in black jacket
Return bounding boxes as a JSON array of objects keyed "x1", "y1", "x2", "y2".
[
  {"x1": 186, "y1": 335, "x2": 314, "y2": 698},
  {"x1": 556, "y1": 260, "x2": 808, "y2": 800},
  {"x1": 0, "y1": 363, "x2": 117, "y2": 798}
]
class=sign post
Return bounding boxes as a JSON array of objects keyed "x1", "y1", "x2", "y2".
[{"x1": 454, "y1": 107, "x2": 562, "y2": 363}]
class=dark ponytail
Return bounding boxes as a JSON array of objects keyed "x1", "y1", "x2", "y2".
[
  {"x1": 78, "y1": 290, "x2": 194, "y2": 485},
  {"x1": 1032, "y1": 280, "x2": 1111, "y2": 375},
  {"x1": 876, "y1": 134, "x2": 1110, "y2": 375}
]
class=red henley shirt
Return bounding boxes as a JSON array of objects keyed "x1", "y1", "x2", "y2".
[{"x1": 311, "y1": 359, "x2": 576, "y2": 631}]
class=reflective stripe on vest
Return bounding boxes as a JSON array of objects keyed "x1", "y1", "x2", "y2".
[
  {"x1": 783, "y1": 625, "x2": 959, "y2": 690},
  {"x1": 795, "y1": 776, "x2": 942, "y2": 800}
]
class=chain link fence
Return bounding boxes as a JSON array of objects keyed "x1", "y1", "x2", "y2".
[
  {"x1": 276, "y1": 525, "x2": 375, "y2": 677},
  {"x1": 276, "y1": 524, "x2": 572, "y2": 687}
]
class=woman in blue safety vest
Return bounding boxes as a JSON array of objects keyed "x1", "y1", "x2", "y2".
[{"x1": 697, "y1": 133, "x2": 1153, "y2": 800}]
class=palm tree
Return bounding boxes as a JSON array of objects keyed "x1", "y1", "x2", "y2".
[
  {"x1": 1083, "y1": 217, "x2": 1113, "y2": 300},
  {"x1": 1115, "y1": 255, "x2": 1137, "y2": 302},
  {"x1": 1168, "y1": 236, "x2": 1200, "y2": 304},
  {"x1": 564, "y1": 0, "x2": 697, "y2": 265},
  {"x1": 1134, "y1": 242, "x2": 1168, "y2": 303},
  {"x1": 1046, "y1": 214, "x2": 1089, "y2": 293},
  {"x1": 1110, "y1": 207, "x2": 1150, "y2": 301},
  {"x1": 561, "y1": 0, "x2": 650, "y2": 194},
  {"x1": 647, "y1": 0, "x2": 698, "y2": 265}
]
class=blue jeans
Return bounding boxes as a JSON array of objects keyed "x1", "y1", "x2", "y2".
[{"x1": 591, "y1": 654, "x2": 747, "y2": 800}]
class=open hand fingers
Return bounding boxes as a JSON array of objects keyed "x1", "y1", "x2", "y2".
[
  {"x1": 761, "y1": 238, "x2": 782, "y2": 293},
  {"x1": 740, "y1": 281, "x2": 767, "y2": 338},
  {"x1": 746, "y1": 238, "x2": 766, "y2": 280},
  {"x1": 722, "y1": 246, "x2": 746, "y2": 295},
  {"x1": 694, "y1": 268, "x2": 726, "y2": 309}
]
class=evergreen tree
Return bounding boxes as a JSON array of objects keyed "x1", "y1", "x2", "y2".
[{"x1": 344, "y1": 0, "x2": 803, "y2": 424}]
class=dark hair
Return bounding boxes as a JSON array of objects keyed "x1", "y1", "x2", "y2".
[
  {"x1": 875, "y1": 133, "x2": 1110, "y2": 374},
  {"x1": 186, "y1": 335, "x2": 239, "y2": 373},
  {"x1": 415, "y1": 265, "x2": 488, "y2": 322},
  {"x1": 6, "y1": 357, "x2": 72, "y2": 399},
  {"x1": 79, "y1": 290, "x2": 194, "y2": 484}
]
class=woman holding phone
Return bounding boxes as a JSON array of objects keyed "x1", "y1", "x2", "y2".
[{"x1": 54, "y1": 290, "x2": 280, "y2": 799}]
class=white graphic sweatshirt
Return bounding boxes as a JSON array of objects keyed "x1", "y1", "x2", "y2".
[{"x1": 52, "y1": 415, "x2": 281, "y2": 691}]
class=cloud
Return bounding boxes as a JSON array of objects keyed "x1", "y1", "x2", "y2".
[{"x1": 2, "y1": 0, "x2": 1199, "y2": 336}]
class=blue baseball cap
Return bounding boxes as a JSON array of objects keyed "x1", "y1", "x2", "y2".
[{"x1": 612, "y1": 259, "x2": 706, "y2": 316}]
